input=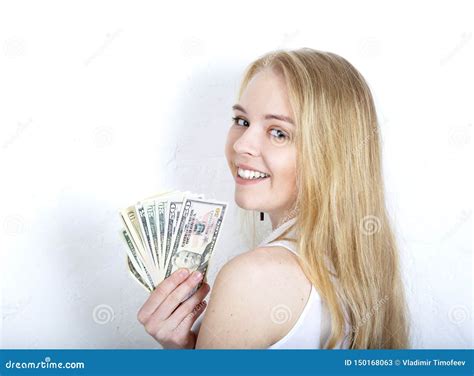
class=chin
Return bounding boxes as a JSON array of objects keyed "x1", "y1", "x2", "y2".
[{"x1": 234, "y1": 192, "x2": 260, "y2": 211}]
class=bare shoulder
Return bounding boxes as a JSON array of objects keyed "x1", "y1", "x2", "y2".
[{"x1": 195, "y1": 246, "x2": 312, "y2": 349}]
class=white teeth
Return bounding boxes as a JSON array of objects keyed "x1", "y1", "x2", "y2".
[{"x1": 237, "y1": 167, "x2": 269, "y2": 180}]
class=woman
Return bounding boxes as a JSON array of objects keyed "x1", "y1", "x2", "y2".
[{"x1": 137, "y1": 48, "x2": 411, "y2": 349}]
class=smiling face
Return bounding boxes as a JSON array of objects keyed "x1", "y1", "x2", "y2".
[{"x1": 224, "y1": 67, "x2": 297, "y2": 229}]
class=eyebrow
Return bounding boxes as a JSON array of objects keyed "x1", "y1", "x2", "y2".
[{"x1": 232, "y1": 104, "x2": 295, "y2": 126}]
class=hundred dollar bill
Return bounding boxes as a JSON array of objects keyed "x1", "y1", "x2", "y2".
[{"x1": 164, "y1": 198, "x2": 227, "y2": 286}]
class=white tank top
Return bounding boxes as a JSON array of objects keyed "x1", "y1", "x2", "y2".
[{"x1": 257, "y1": 217, "x2": 351, "y2": 349}]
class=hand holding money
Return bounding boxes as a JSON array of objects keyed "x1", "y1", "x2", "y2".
[
  {"x1": 137, "y1": 267, "x2": 210, "y2": 349},
  {"x1": 119, "y1": 190, "x2": 227, "y2": 348}
]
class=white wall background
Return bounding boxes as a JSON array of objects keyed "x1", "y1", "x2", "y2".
[{"x1": 0, "y1": 0, "x2": 472, "y2": 349}]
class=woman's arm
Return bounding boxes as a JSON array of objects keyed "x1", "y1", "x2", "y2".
[{"x1": 195, "y1": 247, "x2": 308, "y2": 349}]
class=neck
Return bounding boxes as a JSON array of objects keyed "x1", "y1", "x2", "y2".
[
  {"x1": 268, "y1": 208, "x2": 296, "y2": 231},
  {"x1": 267, "y1": 206, "x2": 298, "y2": 231}
]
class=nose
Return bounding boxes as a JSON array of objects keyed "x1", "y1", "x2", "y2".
[{"x1": 233, "y1": 126, "x2": 263, "y2": 156}]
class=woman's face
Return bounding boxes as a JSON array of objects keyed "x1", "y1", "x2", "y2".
[{"x1": 225, "y1": 68, "x2": 297, "y2": 228}]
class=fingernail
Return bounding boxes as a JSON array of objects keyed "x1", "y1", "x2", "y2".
[
  {"x1": 192, "y1": 271, "x2": 203, "y2": 281},
  {"x1": 179, "y1": 268, "x2": 189, "y2": 278}
]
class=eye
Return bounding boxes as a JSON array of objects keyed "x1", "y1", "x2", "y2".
[
  {"x1": 270, "y1": 128, "x2": 289, "y2": 141},
  {"x1": 232, "y1": 116, "x2": 249, "y2": 127},
  {"x1": 232, "y1": 116, "x2": 290, "y2": 142}
]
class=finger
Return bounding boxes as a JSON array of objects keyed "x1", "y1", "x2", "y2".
[
  {"x1": 153, "y1": 270, "x2": 204, "y2": 321},
  {"x1": 173, "y1": 299, "x2": 208, "y2": 336},
  {"x1": 167, "y1": 282, "x2": 211, "y2": 328},
  {"x1": 142, "y1": 278, "x2": 207, "y2": 336},
  {"x1": 137, "y1": 268, "x2": 190, "y2": 324}
]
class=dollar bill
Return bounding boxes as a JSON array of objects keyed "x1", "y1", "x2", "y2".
[
  {"x1": 121, "y1": 229, "x2": 155, "y2": 290},
  {"x1": 126, "y1": 255, "x2": 152, "y2": 293},
  {"x1": 164, "y1": 198, "x2": 227, "y2": 283},
  {"x1": 156, "y1": 200, "x2": 167, "y2": 271},
  {"x1": 143, "y1": 200, "x2": 160, "y2": 271},
  {"x1": 162, "y1": 192, "x2": 206, "y2": 273},
  {"x1": 119, "y1": 206, "x2": 158, "y2": 286},
  {"x1": 136, "y1": 202, "x2": 158, "y2": 268},
  {"x1": 119, "y1": 191, "x2": 227, "y2": 292}
]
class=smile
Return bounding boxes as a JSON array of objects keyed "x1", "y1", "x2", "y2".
[
  {"x1": 236, "y1": 168, "x2": 270, "y2": 185},
  {"x1": 237, "y1": 167, "x2": 270, "y2": 179}
]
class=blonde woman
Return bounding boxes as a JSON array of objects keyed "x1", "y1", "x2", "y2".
[{"x1": 137, "y1": 48, "x2": 411, "y2": 349}]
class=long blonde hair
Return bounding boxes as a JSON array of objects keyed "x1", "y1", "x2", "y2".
[{"x1": 236, "y1": 48, "x2": 410, "y2": 349}]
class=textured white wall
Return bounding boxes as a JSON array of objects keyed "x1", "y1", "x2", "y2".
[{"x1": 0, "y1": 0, "x2": 471, "y2": 349}]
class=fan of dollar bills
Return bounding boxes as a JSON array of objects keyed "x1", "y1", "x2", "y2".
[{"x1": 119, "y1": 190, "x2": 227, "y2": 293}]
